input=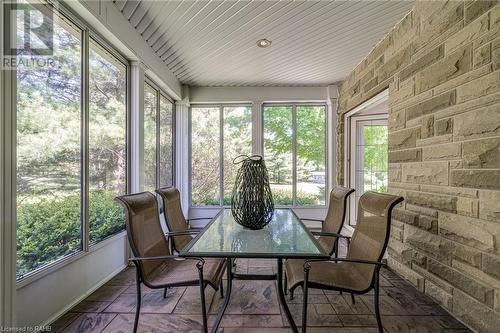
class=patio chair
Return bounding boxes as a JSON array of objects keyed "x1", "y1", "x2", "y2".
[
  {"x1": 156, "y1": 186, "x2": 226, "y2": 298},
  {"x1": 285, "y1": 186, "x2": 354, "y2": 300},
  {"x1": 115, "y1": 192, "x2": 226, "y2": 333},
  {"x1": 285, "y1": 191, "x2": 403, "y2": 333},
  {"x1": 156, "y1": 187, "x2": 212, "y2": 253}
]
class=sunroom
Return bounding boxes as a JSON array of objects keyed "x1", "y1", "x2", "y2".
[{"x1": 0, "y1": 1, "x2": 499, "y2": 333}]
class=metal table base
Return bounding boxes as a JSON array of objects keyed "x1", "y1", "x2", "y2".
[{"x1": 210, "y1": 258, "x2": 298, "y2": 333}]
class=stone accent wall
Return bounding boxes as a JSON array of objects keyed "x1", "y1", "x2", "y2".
[{"x1": 336, "y1": 1, "x2": 500, "y2": 332}]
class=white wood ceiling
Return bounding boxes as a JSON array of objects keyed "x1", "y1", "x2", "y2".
[{"x1": 114, "y1": 0, "x2": 414, "y2": 87}]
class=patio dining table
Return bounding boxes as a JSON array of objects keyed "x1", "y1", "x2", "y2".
[{"x1": 180, "y1": 208, "x2": 330, "y2": 333}]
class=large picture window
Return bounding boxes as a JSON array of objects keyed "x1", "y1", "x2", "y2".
[
  {"x1": 143, "y1": 80, "x2": 175, "y2": 192},
  {"x1": 16, "y1": 10, "x2": 83, "y2": 278},
  {"x1": 15, "y1": 4, "x2": 129, "y2": 279},
  {"x1": 190, "y1": 105, "x2": 252, "y2": 206},
  {"x1": 264, "y1": 104, "x2": 327, "y2": 206},
  {"x1": 88, "y1": 39, "x2": 127, "y2": 244}
]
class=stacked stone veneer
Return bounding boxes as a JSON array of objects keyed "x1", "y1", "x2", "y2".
[{"x1": 336, "y1": 1, "x2": 500, "y2": 332}]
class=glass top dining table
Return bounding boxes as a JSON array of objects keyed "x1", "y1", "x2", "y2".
[
  {"x1": 181, "y1": 208, "x2": 328, "y2": 258},
  {"x1": 180, "y1": 209, "x2": 329, "y2": 333}
]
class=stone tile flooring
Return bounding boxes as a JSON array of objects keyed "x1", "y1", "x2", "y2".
[{"x1": 51, "y1": 259, "x2": 472, "y2": 333}]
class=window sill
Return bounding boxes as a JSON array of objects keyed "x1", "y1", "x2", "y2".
[{"x1": 16, "y1": 231, "x2": 127, "y2": 289}]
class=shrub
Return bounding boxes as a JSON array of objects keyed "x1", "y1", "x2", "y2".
[{"x1": 17, "y1": 191, "x2": 124, "y2": 277}]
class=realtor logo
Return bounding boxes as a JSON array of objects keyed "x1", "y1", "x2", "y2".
[{"x1": 2, "y1": 1, "x2": 55, "y2": 69}]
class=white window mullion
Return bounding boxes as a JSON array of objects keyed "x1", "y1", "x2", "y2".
[
  {"x1": 0, "y1": 42, "x2": 17, "y2": 326},
  {"x1": 82, "y1": 28, "x2": 90, "y2": 252},
  {"x1": 292, "y1": 104, "x2": 297, "y2": 206},
  {"x1": 129, "y1": 62, "x2": 145, "y2": 193},
  {"x1": 176, "y1": 97, "x2": 190, "y2": 215},
  {"x1": 252, "y1": 101, "x2": 263, "y2": 156},
  {"x1": 219, "y1": 105, "x2": 224, "y2": 205}
]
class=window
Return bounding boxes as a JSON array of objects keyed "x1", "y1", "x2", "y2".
[
  {"x1": 349, "y1": 118, "x2": 388, "y2": 225},
  {"x1": 15, "y1": 3, "x2": 129, "y2": 279},
  {"x1": 263, "y1": 104, "x2": 327, "y2": 206},
  {"x1": 345, "y1": 91, "x2": 389, "y2": 226},
  {"x1": 16, "y1": 10, "x2": 83, "y2": 278},
  {"x1": 143, "y1": 83, "x2": 157, "y2": 192},
  {"x1": 159, "y1": 95, "x2": 175, "y2": 188},
  {"x1": 190, "y1": 105, "x2": 252, "y2": 206},
  {"x1": 143, "y1": 80, "x2": 175, "y2": 192},
  {"x1": 88, "y1": 39, "x2": 127, "y2": 244}
]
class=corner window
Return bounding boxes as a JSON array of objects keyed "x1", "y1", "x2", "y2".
[{"x1": 143, "y1": 80, "x2": 175, "y2": 192}]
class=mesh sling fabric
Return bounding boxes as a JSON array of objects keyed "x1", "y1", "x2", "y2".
[
  {"x1": 318, "y1": 186, "x2": 354, "y2": 253},
  {"x1": 156, "y1": 187, "x2": 193, "y2": 251}
]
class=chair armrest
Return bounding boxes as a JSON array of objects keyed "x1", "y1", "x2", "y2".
[
  {"x1": 130, "y1": 255, "x2": 201, "y2": 262},
  {"x1": 188, "y1": 226, "x2": 204, "y2": 231},
  {"x1": 311, "y1": 231, "x2": 351, "y2": 239},
  {"x1": 304, "y1": 257, "x2": 385, "y2": 267},
  {"x1": 300, "y1": 218, "x2": 324, "y2": 223},
  {"x1": 165, "y1": 230, "x2": 200, "y2": 238}
]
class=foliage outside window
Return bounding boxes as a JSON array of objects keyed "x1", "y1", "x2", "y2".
[
  {"x1": 190, "y1": 105, "x2": 252, "y2": 206},
  {"x1": 359, "y1": 125, "x2": 388, "y2": 193},
  {"x1": 88, "y1": 39, "x2": 127, "y2": 244},
  {"x1": 143, "y1": 83, "x2": 157, "y2": 192},
  {"x1": 159, "y1": 95, "x2": 175, "y2": 188},
  {"x1": 143, "y1": 81, "x2": 175, "y2": 192},
  {"x1": 15, "y1": 5, "x2": 129, "y2": 279},
  {"x1": 16, "y1": 11, "x2": 83, "y2": 278},
  {"x1": 264, "y1": 104, "x2": 327, "y2": 206}
]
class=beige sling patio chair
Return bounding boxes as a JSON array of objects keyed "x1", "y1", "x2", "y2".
[
  {"x1": 156, "y1": 186, "x2": 226, "y2": 298},
  {"x1": 285, "y1": 186, "x2": 354, "y2": 300},
  {"x1": 285, "y1": 191, "x2": 404, "y2": 333},
  {"x1": 115, "y1": 192, "x2": 226, "y2": 333}
]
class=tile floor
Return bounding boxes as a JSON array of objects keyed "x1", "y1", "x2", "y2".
[{"x1": 51, "y1": 259, "x2": 471, "y2": 333}]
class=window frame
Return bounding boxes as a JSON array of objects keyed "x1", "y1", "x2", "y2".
[
  {"x1": 262, "y1": 102, "x2": 328, "y2": 208},
  {"x1": 15, "y1": 1, "x2": 131, "y2": 284},
  {"x1": 343, "y1": 89, "x2": 389, "y2": 228},
  {"x1": 188, "y1": 102, "x2": 328, "y2": 209},
  {"x1": 87, "y1": 34, "x2": 130, "y2": 247},
  {"x1": 348, "y1": 116, "x2": 388, "y2": 226},
  {"x1": 189, "y1": 103, "x2": 253, "y2": 208},
  {"x1": 144, "y1": 77, "x2": 176, "y2": 190}
]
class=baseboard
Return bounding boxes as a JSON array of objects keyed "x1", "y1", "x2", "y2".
[{"x1": 41, "y1": 263, "x2": 127, "y2": 327}]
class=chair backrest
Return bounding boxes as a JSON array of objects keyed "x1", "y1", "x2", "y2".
[
  {"x1": 115, "y1": 192, "x2": 170, "y2": 281},
  {"x1": 347, "y1": 191, "x2": 403, "y2": 289},
  {"x1": 156, "y1": 187, "x2": 192, "y2": 252},
  {"x1": 320, "y1": 186, "x2": 355, "y2": 251}
]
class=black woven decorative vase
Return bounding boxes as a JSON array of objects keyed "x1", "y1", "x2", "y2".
[{"x1": 231, "y1": 155, "x2": 274, "y2": 230}]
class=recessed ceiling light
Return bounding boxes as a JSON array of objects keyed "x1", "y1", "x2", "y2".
[{"x1": 257, "y1": 38, "x2": 272, "y2": 48}]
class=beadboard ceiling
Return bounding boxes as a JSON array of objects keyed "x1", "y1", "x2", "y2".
[{"x1": 114, "y1": 0, "x2": 414, "y2": 87}]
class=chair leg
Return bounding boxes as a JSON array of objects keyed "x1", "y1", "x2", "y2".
[
  {"x1": 302, "y1": 263, "x2": 311, "y2": 333},
  {"x1": 219, "y1": 279, "x2": 224, "y2": 298},
  {"x1": 284, "y1": 271, "x2": 288, "y2": 295},
  {"x1": 290, "y1": 289, "x2": 294, "y2": 300},
  {"x1": 350, "y1": 293, "x2": 355, "y2": 304},
  {"x1": 197, "y1": 261, "x2": 208, "y2": 333},
  {"x1": 163, "y1": 288, "x2": 168, "y2": 299},
  {"x1": 134, "y1": 269, "x2": 142, "y2": 333},
  {"x1": 333, "y1": 238, "x2": 339, "y2": 259},
  {"x1": 374, "y1": 268, "x2": 383, "y2": 333}
]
